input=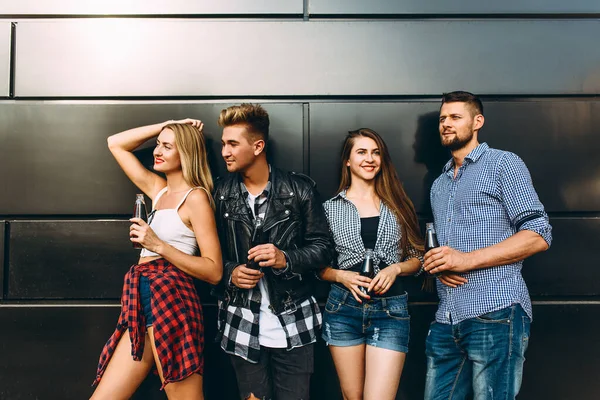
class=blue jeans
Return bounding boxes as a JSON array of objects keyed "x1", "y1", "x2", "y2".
[
  {"x1": 139, "y1": 275, "x2": 154, "y2": 327},
  {"x1": 322, "y1": 284, "x2": 410, "y2": 353},
  {"x1": 424, "y1": 304, "x2": 530, "y2": 400}
]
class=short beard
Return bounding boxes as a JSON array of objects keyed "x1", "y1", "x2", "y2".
[{"x1": 442, "y1": 135, "x2": 472, "y2": 151}]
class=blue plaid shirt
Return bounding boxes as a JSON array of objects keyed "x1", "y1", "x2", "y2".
[{"x1": 430, "y1": 142, "x2": 552, "y2": 324}]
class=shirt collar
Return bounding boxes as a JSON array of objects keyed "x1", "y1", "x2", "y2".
[
  {"x1": 239, "y1": 165, "x2": 272, "y2": 198},
  {"x1": 442, "y1": 142, "x2": 489, "y2": 172},
  {"x1": 332, "y1": 189, "x2": 349, "y2": 201}
]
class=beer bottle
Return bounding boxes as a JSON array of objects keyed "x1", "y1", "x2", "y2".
[
  {"x1": 247, "y1": 218, "x2": 265, "y2": 270},
  {"x1": 425, "y1": 222, "x2": 440, "y2": 253},
  {"x1": 359, "y1": 248, "x2": 375, "y2": 295},
  {"x1": 132, "y1": 194, "x2": 148, "y2": 249}
]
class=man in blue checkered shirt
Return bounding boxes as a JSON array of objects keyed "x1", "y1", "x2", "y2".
[{"x1": 423, "y1": 91, "x2": 552, "y2": 400}]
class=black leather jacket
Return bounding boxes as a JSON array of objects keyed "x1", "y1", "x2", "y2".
[{"x1": 212, "y1": 167, "x2": 333, "y2": 314}]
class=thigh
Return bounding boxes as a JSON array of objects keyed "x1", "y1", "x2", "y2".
[
  {"x1": 90, "y1": 333, "x2": 154, "y2": 400},
  {"x1": 364, "y1": 346, "x2": 406, "y2": 400},
  {"x1": 144, "y1": 326, "x2": 204, "y2": 400},
  {"x1": 271, "y1": 344, "x2": 314, "y2": 400},
  {"x1": 229, "y1": 350, "x2": 273, "y2": 400},
  {"x1": 424, "y1": 321, "x2": 472, "y2": 400},
  {"x1": 329, "y1": 344, "x2": 366, "y2": 400},
  {"x1": 466, "y1": 304, "x2": 530, "y2": 400},
  {"x1": 163, "y1": 373, "x2": 204, "y2": 400}
]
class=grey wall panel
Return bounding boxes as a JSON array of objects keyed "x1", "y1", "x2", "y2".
[
  {"x1": 309, "y1": 101, "x2": 600, "y2": 213},
  {"x1": 1, "y1": 304, "x2": 599, "y2": 399},
  {"x1": 309, "y1": 102, "x2": 440, "y2": 213},
  {"x1": 482, "y1": 101, "x2": 600, "y2": 213},
  {"x1": 0, "y1": 0, "x2": 302, "y2": 15},
  {"x1": 309, "y1": 0, "x2": 600, "y2": 15},
  {"x1": 0, "y1": 305, "x2": 229, "y2": 400},
  {"x1": 520, "y1": 304, "x2": 600, "y2": 400},
  {"x1": 0, "y1": 221, "x2": 4, "y2": 299},
  {"x1": 524, "y1": 218, "x2": 600, "y2": 297},
  {"x1": 7, "y1": 221, "x2": 138, "y2": 299},
  {"x1": 15, "y1": 20, "x2": 600, "y2": 97},
  {"x1": 0, "y1": 22, "x2": 10, "y2": 97},
  {"x1": 0, "y1": 102, "x2": 303, "y2": 215},
  {"x1": 0, "y1": 306, "x2": 123, "y2": 400}
]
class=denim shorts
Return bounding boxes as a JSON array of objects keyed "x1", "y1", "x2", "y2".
[
  {"x1": 322, "y1": 284, "x2": 410, "y2": 353},
  {"x1": 139, "y1": 275, "x2": 154, "y2": 327}
]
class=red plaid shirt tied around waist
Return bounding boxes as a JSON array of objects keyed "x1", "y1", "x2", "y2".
[{"x1": 93, "y1": 258, "x2": 204, "y2": 389}]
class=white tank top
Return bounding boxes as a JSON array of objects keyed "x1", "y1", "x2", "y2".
[{"x1": 139, "y1": 187, "x2": 203, "y2": 258}]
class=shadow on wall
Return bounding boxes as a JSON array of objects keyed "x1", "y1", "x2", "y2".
[{"x1": 412, "y1": 111, "x2": 449, "y2": 215}]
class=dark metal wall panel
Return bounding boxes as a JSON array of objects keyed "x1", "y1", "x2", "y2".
[
  {"x1": 0, "y1": 102, "x2": 303, "y2": 215},
  {"x1": 309, "y1": 100, "x2": 600, "y2": 213},
  {"x1": 520, "y1": 303, "x2": 600, "y2": 400},
  {"x1": 1, "y1": 303, "x2": 598, "y2": 399},
  {"x1": 309, "y1": 0, "x2": 600, "y2": 15},
  {"x1": 0, "y1": 305, "x2": 235, "y2": 400},
  {"x1": 0, "y1": 306, "x2": 123, "y2": 400},
  {"x1": 309, "y1": 102, "x2": 440, "y2": 212},
  {"x1": 0, "y1": 22, "x2": 10, "y2": 97},
  {"x1": 0, "y1": 0, "x2": 302, "y2": 15},
  {"x1": 0, "y1": 221, "x2": 4, "y2": 299},
  {"x1": 482, "y1": 100, "x2": 600, "y2": 212},
  {"x1": 7, "y1": 221, "x2": 138, "y2": 299},
  {"x1": 15, "y1": 20, "x2": 600, "y2": 97},
  {"x1": 524, "y1": 218, "x2": 600, "y2": 297}
]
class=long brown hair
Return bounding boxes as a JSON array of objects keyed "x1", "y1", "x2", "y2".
[
  {"x1": 337, "y1": 128, "x2": 424, "y2": 255},
  {"x1": 163, "y1": 123, "x2": 214, "y2": 208}
]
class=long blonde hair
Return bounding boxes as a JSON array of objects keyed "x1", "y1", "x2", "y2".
[
  {"x1": 164, "y1": 123, "x2": 214, "y2": 208},
  {"x1": 338, "y1": 128, "x2": 424, "y2": 255}
]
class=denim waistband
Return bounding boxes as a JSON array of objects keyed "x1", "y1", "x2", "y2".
[{"x1": 329, "y1": 283, "x2": 408, "y2": 309}]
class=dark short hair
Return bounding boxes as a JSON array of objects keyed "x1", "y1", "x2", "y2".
[{"x1": 441, "y1": 91, "x2": 484, "y2": 117}]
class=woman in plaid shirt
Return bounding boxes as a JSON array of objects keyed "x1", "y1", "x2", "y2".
[
  {"x1": 319, "y1": 128, "x2": 424, "y2": 400},
  {"x1": 91, "y1": 119, "x2": 222, "y2": 399}
]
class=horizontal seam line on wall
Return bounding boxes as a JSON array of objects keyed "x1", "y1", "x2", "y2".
[
  {"x1": 0, "y1": 14, "x2": 304, "y2": 20},
  {"x1": 309, "y1": 13, "x2": 600, "y2": 20},
  {"x1": 2, "y1": 94, "x2": 600, "y2": 102},
  {"x1": 3, "y1": 14, "x2": 600, "y2": 20}
]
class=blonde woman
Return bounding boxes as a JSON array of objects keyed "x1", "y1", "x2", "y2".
[{"x1": 91, "y1": 119, "x2": 222, "y2": 400}]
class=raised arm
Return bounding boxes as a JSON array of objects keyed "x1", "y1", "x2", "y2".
[{"x1": 107, "y1": 118, "x2": 203, "y2": 200}]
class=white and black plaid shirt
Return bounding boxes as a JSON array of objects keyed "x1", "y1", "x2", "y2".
[
  {"x1": 323, "y1": 190, "x2": 423, "y2": 274},
  {"x1": 431, "y1": 142, "x2": 552, "y2": 324},
  {"x1": 217, "y1": 176, "x2": 322, "y2": 363}
]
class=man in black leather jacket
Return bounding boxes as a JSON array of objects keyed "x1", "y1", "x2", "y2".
[{"x1": 213, "y1": 103, "x2": 332, "y2": 400}]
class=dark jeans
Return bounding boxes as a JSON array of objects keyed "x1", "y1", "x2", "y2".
[
  {"x1": 229, "y1": 344, "x2": 314, "y2": 400},
  {"x1": 424, "y1": 303, "x2": 531, "y2": 400}
]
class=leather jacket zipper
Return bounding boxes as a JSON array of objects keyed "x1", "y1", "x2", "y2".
[
  {"x1": 264, "y1": 215, "x2": 289, "y2": 236},
  {"x1": 275, "y1": 220, "x2": 299, "y2": 247}
]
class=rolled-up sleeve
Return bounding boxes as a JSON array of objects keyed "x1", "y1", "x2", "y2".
[{"x1": 499, "y1": 152, "x2": 553, "y2": 247}]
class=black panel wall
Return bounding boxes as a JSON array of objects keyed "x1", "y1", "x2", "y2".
[{"x1": 1, "y1": 1, "x2": 599, "y2": 399}]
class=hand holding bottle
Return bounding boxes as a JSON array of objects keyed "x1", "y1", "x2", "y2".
[
  {"x1": 336, "y1": 270, "x2": 372, "y2": 303},
  {"x1": 130, "y1": 217, "x2": 163, "y2": 253}
]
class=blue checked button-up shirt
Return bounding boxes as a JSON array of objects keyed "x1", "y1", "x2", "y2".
[{"x1": 430, "y1": 142, "x2": 552, "y2": 324}]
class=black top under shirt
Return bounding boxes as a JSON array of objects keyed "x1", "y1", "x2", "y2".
[
  {"x1": 338, "y1": 216, "x2": 405, "y2": 297},
  {"x1": 360, "y1": 216, "x2": 379, "y2": 249}
]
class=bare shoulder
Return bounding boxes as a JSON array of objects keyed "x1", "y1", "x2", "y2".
[
  {"x1": 180, "y1": 188, "x2": 215, "y2": 229},
  {"x1": 185, "y1": 188, "x2": 213, "y2": 209}
]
